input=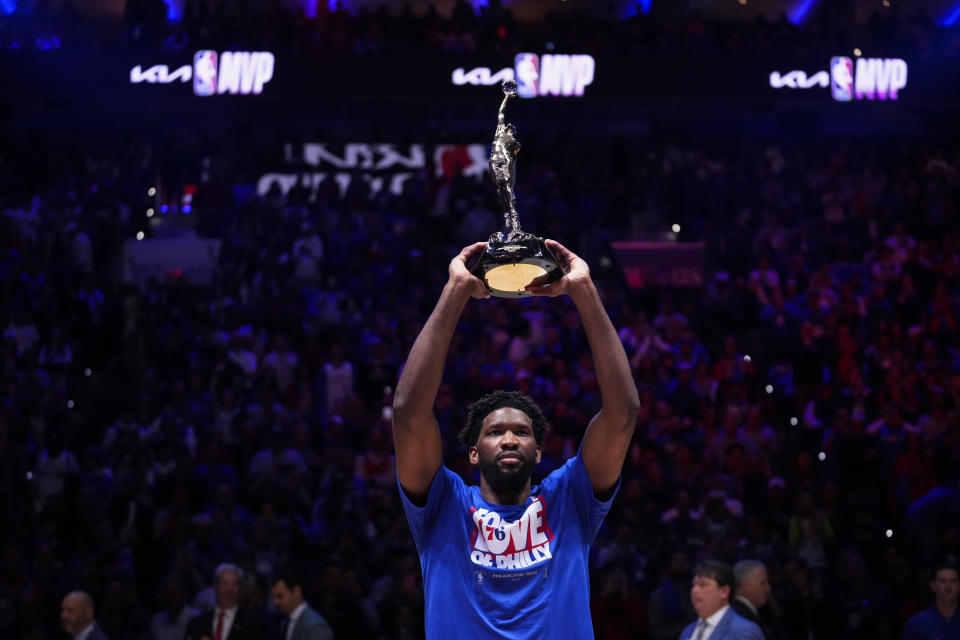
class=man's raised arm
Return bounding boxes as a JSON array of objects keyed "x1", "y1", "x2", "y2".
[
  {"x1": 526, "y1": 239, "x2": 640, "y2": 495},
  {"x1": 392, "y1": 242, "x2": 489, "y2": 503}
]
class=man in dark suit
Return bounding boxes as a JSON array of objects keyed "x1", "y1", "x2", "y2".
[
  {"x1": 731, "y1": 559, "x2": 774, "y2": 640},
  {"x1": 679, "y1": 560, "x2": 763, "y2": 640},
  {"x1": 185, "y1": 563, "x2": 264, "y2": 640},
  {"x1": 60, "y1": 591, "x2": 111, "y2": 640},
  {"x1": 271, "y1": 567, "x2": 334, "y2": 640}
]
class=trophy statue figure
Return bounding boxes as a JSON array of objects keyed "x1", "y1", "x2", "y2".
[{"x1": 471, "y1": 80, "x2": 561, "y2": 297}]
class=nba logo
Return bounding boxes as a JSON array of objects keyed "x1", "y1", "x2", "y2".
[
  {"x1": 830, "y1": 56, "x2": 853, "y2": 102},
  {"x1": 514, "y1": 53, "x2": 539, "y2": 99},
  {"x1": 193, "y1": 50, "x2": 218, "y2": 97}
]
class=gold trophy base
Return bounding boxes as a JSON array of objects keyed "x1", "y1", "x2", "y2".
[
  {"x1": 486, "y1": 263, "x2": 549, "y2": 294},
  {"x1": 471, "y1": 235, "x2": 561, "y2": 298}
]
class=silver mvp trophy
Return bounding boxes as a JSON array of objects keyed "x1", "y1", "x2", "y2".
[{"x1": 470, "y1": 80, "x2": 561, "y2": 297}]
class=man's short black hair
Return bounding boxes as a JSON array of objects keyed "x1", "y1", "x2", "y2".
[
  {"x1": 694, "y1": 559, "x2": 734, "y2": 591},
  {"x1": 932, "y1": 561, "x2": 960, "y2": 580},
  {"x1": 272, "y1": 566, "x2": 306, "y2": 591},
  {"x1": 457, "y1": 390, "x2": 548, "y2": 448}
]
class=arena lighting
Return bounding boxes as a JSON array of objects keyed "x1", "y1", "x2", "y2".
[
  {"x1": 743, "y1": 355, "x2": 752, "y2": 362},
  {"x1": 787, "y1": 0, "x2": 819, "y2": 25},
  {"x1": 146, "y1": 208, "x2": 155, "y2": 217},
  {"x1": 631, "y1": 0, "x2": 652, "y2": 16},
  {"x1": 67, "y1": 400, "x2": 75, "y2": 409},
  {"x1": 166, "y1": 0, "x2": 181, "y2": 22},
  {"x1": 790, "y1": 417, "x2": 799, "y2": 426},
  {"x1": 941, "y1": 2, "x2": 960, "y2": 26},
  {"x1": 671, "y1": 223, "x2": 681, "y2": 233},
  {"x1": 148, "y1": 187, "x2": 156, "y2": 196},
  {"x1": 818, "y1": 451, "x2": 826, "y2": 461},
  {"x1": 853, "y1": 47, "x2": 862, "y2": 56},
  {"x1": 136, "y1": 231, "x2": 145, "y2": 241},
  {"x1": 84, "y1": 368, "x2": 92, "y2": 377},
  {"x1": 886, "y1": 529, "x2": 894, "y2": 538},
  {"x1": 765, "y1": 384, "x2": 774, "y2": 394}
]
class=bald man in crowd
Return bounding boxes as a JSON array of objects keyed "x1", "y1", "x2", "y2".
[
  {"x1": 731, "y1": 560, "x2": 774, "y2": 640},
  {"x1": 61, "y1": 591, "x2": 111, "y2": 640}
]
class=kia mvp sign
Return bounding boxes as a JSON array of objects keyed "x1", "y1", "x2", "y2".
[
  {"x1": 130, "y1": 50, "x2": 275, "y2": 96},
  {"x1": 452, "y1": 53, "x2": 595, "y2": 98},
  {"x1": 769, "y1": 55, "x2": 908, "y2": 101}
]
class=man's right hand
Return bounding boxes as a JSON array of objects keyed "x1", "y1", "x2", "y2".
[{"x1": 448, "y1": 242, "x2": 490, "y2": 299}]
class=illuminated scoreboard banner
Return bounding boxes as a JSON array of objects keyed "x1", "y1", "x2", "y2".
[
  {"x1": 452, "y1": 53, "x2": 596, "y2": 98},
  {"x1": 769, "y1": 55, "x2": 909, "y2": 101},
  {"x1": 258, "y1": 142, "x2": 490, "y2": 197},
  {"x1": 3, "y1": 48, "x2": 957, "y2": 128},
  {"x1": 130, "y1": 50, "x2": 276, "y2": 96}
]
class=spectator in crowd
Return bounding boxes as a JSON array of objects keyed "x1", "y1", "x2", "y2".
[
  {"x1": 648, "y1": 550, "x2": 696, "y2": 640},
  {"x1": 149, "y1": 576, "x2": 197, "y2": 640},
  {"x1": 731, "y1": 560, "x2": 775, "y2": 640},
  {"x1": 681, "y1": 560, "x2": 762, "y2": 640},
  {"x1": 185, "y1": 564, "x2": 264, "y2": 640},
  {"x1": 903, "y1": 562, "x2": 960, "y2": 640},
  {"x1": 60, "y1": 591, "x2": 110, "y2": 640},
  {"x1": 270, "y1": 566, "x2": 334, "y2": 640}
]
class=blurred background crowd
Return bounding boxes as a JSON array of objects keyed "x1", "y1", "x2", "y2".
[
  {"x1": 2, "y1": 0, "x2": 959, "y2": 59},
  {"x1": 1, "y1": 0, "x2": 960, "y2": 639}
]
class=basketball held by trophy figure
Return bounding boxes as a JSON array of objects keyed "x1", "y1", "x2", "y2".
[{"x1": 470, "y1": 80, "x2": 562, "y2": 298}]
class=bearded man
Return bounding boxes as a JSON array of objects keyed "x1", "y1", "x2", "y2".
[{"x1": 392, "y1": 240, "x2": 640, "y2": 639}]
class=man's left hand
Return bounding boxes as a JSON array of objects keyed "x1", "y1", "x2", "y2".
[{"x1": 525, "y1": 239, "x2": 590, "y2": 297}]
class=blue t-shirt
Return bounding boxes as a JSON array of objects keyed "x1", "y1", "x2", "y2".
[
  {"x1": 399, "y1": 454, "x2": 616, "y2": 639},
  {"x1": 904, "y1": 605, "x2": 960, "y2": 640}
]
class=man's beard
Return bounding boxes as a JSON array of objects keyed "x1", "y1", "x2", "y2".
[{"x1": 479, "y1": 453, "x2": 536, "y2": 497}]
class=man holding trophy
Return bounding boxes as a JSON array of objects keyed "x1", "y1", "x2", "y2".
[{"x1": 392, "y1": 82, "x2": 640, "y2": 638}]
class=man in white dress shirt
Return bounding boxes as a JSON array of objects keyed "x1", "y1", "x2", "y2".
[
  {"x1": 271, "y1": 567, "x2": 334, "y2": 640},
  {"x1": 185, "y1": 563, "x2": 264, "y2": 640},
  {"x1": 679, "y1": 560, "x2": 763, "y2": 640},
  {"x1": 731, "y1": 560, "x2": 774, "y2": 640},
  {"x1": 60, "y1": 591, "x2": 110, "y2": 640}
]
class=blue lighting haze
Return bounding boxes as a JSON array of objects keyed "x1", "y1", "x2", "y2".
[
  {"x1": 638, "y1": 0, "x2": 653, "y2": 14},
  {"x1": 942, "y1": 3, "x2": 960, "y2": 26},
  {"x1": 166, "y1": 0, "x2": 181, "y2": 21},
  {"x1": 787, "y1": 0, "x2": 818, "y2": 24},
  {"x1": 1, "y1": 0, "x2": 17, "y2": 15}
]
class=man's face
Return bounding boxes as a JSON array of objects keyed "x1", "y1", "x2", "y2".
[
  {"x1": 469, "y1": 408, "x2": 541, "y2": 497},
  {"x1": 215, "y1": 569, "x2": 241, "y2": 610},
  {"x1": 60, "y1": 594, "x2": 92, "y2": 635},
  {"x1": 691, "y1": 575, "x2": 730, "y2": 619},
  {"x1": 271, "y1": 581, "x2": 301, "y2": 617},
  {"x1": 738, "y1": 567, "x2": 772, "y2": 609},
  {"x1": 932, "y1": 568, "x2": 960, "y2": 606}
]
